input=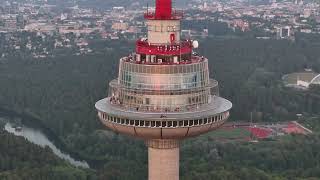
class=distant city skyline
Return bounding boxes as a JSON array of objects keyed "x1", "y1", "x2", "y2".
[{"x1": 0, "y1": 0, "x2": 319, "y2": 59}]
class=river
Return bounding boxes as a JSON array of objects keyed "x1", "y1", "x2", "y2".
[{"x1": 3, "y1": 120, "x2": 89, "y2": 169}]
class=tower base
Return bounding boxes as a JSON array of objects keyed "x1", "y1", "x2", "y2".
[{"x1": 146, "y1": 139, "x2": 180, "y2": 180}]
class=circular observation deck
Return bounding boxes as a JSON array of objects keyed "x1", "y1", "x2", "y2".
[
  {"x1": 108, "y1": 78, "x2": 219, "y2": 112},
  {"x1": 112, "y1": 57, "x2": 215, "y2": 112},
  {"x1": 96, "y1": 96, "x2": 232, "y2": 139},
  {"x1": 96, "y1": 53, "x2": 232, "y2": 139}
]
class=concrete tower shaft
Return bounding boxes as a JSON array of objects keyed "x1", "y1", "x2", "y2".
[{"x1": 147, "y1": 139, "x2": 179, "y2": 180}]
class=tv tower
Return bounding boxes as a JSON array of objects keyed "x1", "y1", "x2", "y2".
[{"x1": 95, "y1": 0, "x2": 232, "y2": 179}]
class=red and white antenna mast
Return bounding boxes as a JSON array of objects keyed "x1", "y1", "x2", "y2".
[{"x1": 155, "y1": 0, "x2": 172, "y2": 19}]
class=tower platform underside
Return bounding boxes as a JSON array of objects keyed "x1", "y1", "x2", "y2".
[{"x1": 95, "y1": 96, "x2": 232, "y2": 139}]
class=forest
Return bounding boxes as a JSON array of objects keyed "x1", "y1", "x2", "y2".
[
  {"x1": 0, "y1": 32, "x2": 320, "y2": 179},
  {"x1": 0, "y1": 128, "x2": 96, "y2": 180}
]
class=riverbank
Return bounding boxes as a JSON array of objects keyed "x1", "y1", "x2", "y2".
[
  {"x1": 4, "y1": 122, "x2": 89, "y2": 168},
  {"x1": 0, "y1": 106, "x2": 106, "y2": 169}
]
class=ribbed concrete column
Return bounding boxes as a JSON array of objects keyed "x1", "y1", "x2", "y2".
[{"x1": 146, "y1": 139, "x2": 180, "y2": 180}]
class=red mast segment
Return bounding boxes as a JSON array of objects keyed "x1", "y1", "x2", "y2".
[
  {"x1": 138, "y1": 0, "x2": 189, "y2": 59},
  {"x1": 155, "y1": 0, "x2": 172, "y2": 19},
  {"x1": 145, "y1": 0, "x2": 183, "y2": 20}
]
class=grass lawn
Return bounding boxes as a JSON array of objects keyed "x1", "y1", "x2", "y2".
[{"x1": 201, "y1": 127, "x2": 251, "y2": 140}]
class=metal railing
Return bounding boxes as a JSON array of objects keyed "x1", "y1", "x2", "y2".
[{"x1": 136, "y1": 39, "x2": 192, "y2": 56}]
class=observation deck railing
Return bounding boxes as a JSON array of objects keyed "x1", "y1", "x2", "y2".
[
  {"x1": 107, "y1": 79, "x2": 219, "y2": 113},
  {"x1": 110, "y1": 79, "x2": 219, "y2": 93},
  {"x1": 108, "y1": 98, "x2": 210, "y2": 113},
  {"x1": 122, "y1": 55, "x2": 206, "y2": 65},
  {"x1": 136, "y1": 39, "x2": 192, "y2": 55},
  {"x1": 106, "y1": 94, "x2": 223, "y2": 114}
]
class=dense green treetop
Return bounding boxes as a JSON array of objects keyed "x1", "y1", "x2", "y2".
[{"x1": 0, "y1": 129, "x2": 96, "y2": 180}]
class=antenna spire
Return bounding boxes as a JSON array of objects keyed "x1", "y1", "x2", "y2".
[{"x1": 155, "y1": 0, "x2": 172, "y2": 19}]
